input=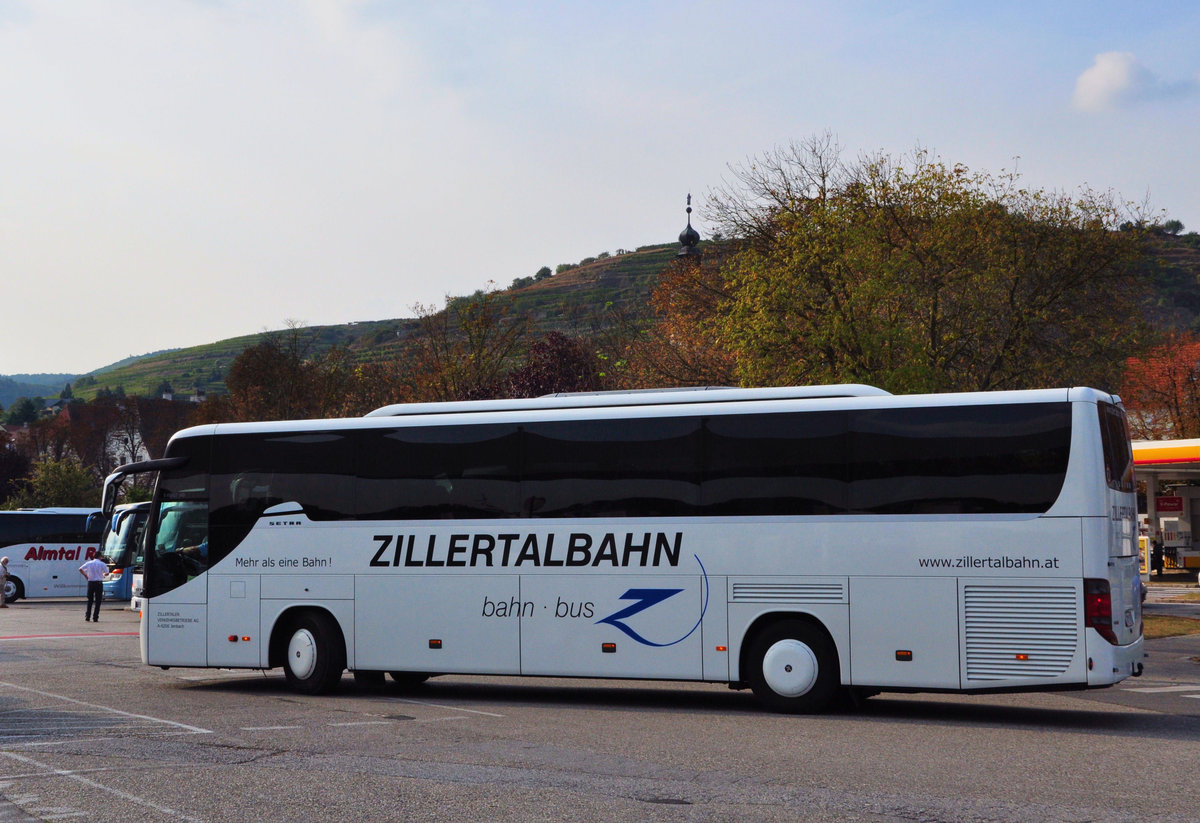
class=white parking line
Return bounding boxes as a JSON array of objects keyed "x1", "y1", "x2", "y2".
[
  {"x1": 1121, "y1": 684, "x2": 1200, "y2": 693},
  {"x1": 328, "y1": 721, "x2": 391, "y2": 727},
  {"x1": 0, "y1": 751, "x2": 204, "y2": 823},
  {"x1": 240, "y1": 725, "x2": 301, "y2": 731},
  {"x1": 389, "y1": 698, "x2": 505, "y2": 718},
  {"x1": 0, "y1": 681, "x2": 211, "y2": 735}
]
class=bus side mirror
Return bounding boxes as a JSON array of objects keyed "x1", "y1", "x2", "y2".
[{"x1": 101, "y1": 472, "x2": 126, "y2": 518}]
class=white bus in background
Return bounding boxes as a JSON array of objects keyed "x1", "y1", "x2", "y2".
[
  {"x1": 102, "y1": 385, "x2": 1144, "y2": 713},
  {"x1": 1, "y1": 508, "x2": 104, "y2": 602}
]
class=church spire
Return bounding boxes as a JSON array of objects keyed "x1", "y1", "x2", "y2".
[{"x1": 677, "y1": 193, "x2": 700, "y2": 257}]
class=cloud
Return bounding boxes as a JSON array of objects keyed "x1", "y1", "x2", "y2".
[{"x1": 1072, "y1": 52, "x2": 1196, "y2": 112}]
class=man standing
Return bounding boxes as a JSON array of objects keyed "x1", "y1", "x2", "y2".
[
  {"x1": 1, "y1": 556, "x2": 9, "y2": 608},
  {"x1": 79, "y1": 552, "x2": 107, "y2": 622}
]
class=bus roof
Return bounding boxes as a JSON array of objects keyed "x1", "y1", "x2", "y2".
[
  {"x1": 13, "y1": 508, "x2": 101, "y2": 515},
  {"x1": 152, "y1": 387, "x2": 1121, "y2": 447},
  {"x1": 365, "y1": 385, "x2": 892, "y2": 418}
]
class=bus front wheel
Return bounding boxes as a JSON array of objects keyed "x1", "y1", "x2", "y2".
[
  {"x1": 282, "y1": 612, "x2": 345, "y2": 695},
  {"x1": 3, "y1": 577, "x2": 23, "y2": 604},
  {"x1": 746, "y1": 620, "x2": 839, "y2": 714}
]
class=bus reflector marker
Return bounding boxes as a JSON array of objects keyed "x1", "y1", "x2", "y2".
[
  {"x1": 228, "y1": 635, "x2": 237, "y2": 642},
  {"x1": 896, "y1": 650, "x2": 913, "y2": 661},
  {"x1": 1015, "y1": 653, "x2": 1030, "y2": 661},
  {"x1": 716, "y1": 645, "x2": 727, "y2": 652},
  {"x1": 429, "y1": 639, "x2": 442, "y2": 649},
  {"x1": 602, "y1": 643, "x2": 616, "y2": 653}
]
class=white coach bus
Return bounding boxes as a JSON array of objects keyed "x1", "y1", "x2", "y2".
[
  {"x1": 1, "y1": 508, "x2": 104, "y2": 603},
  {"x1": 101, "y1": 385, "x2": 1144, "y2": 713}
]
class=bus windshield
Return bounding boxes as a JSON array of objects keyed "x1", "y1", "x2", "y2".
[
  {"x1": 147, "y1": 462, "x2": 209, "y2": 596},
  {"x1": 101, "y1": 509, "x2": 145, "y2": 568},
  {"x1": 150, "y1": 501, "x2": 208, "y2": 590}
]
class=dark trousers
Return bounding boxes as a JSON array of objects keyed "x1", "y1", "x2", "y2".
[{"x1": 86, "y1": 581, "x2": 103, "y2": 620}]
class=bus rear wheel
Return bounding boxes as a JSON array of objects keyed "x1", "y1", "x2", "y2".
[
  {"x1": 282, "y1": 612, "x2": 345, "y2": 695},
  {"x1": 746, "y1": 620, "x2": 839, "y2": 714}
]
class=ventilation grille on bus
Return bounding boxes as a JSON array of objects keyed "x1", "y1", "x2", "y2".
[
  {"x1": 730, "y1": 582, "x2": 846, "y2": 604},
  {"x1": 963, "y1": 585, "x2": 1078, "y2": 681}
]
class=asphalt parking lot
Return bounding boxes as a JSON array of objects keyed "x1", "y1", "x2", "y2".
[{"x1": 2, "y1": 593, "x2": 1200, "y2": 823}]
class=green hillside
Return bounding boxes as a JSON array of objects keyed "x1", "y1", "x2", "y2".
[
  {"x1": 0, "y1": 375, "x2": 77, "y2": 408},
  {"x1": 67, "y1": 243, "x2": 680, "y2": 401},
  {"x1": 19, "y1": 232, "x2": 1200, "y2": 404},
  {"x1": 1141, "y1": 234, "x2": 1200, "y2": 331}
]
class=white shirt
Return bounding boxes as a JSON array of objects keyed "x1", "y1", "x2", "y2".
[{"x1": 80, "y1": 558, "x2": 108, "y2": 582}]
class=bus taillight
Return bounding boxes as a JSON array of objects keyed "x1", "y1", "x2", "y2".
[{"x1": 1084, "y1": 578, "x2": 1118, "y2": 645}]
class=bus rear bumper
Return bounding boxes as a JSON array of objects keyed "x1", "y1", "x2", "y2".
[{"x1": 1085, "y1": 630, "x2": 1145, "y2": 686}]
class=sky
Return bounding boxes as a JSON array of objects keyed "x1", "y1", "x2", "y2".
[{"x1": 1, "y1": 1, "x2": 1198, "y2": 376}]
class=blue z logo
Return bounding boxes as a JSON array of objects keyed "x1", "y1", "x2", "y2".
[{"x1": 595, "y1": 555, "x2": 709, "y2": 647}]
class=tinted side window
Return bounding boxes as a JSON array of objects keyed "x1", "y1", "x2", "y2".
[
  {"x1": 848, "y1": 404, "x2": 1072, "y2": 514},
  {"x1": 210, "y1": 433, "x2": 356, "y2": 524},
  {"x1": 206, "y1": 432, "x2": 352, "y2": 568},
  {"x1": 159, "y1": 436, "x2": 211, "y2": 505},
  {"x1": 703, "y1": 412, "x2": 848, "y2": 515},
  {"x1": 28, "y1": 514, "x2": 91, "y2": 543},
  {"x1": 0, "y1": 516, "x2": 35, "y2": 544},
  {"x1": 523, "y1": 417, "x2": 701, "y2": 517},
  {"x1": 1099, "y1": 403, "x2": 1135, "y2": 493},
  {"x1": 357, "y1": 424, "x2": 521, "y2": 520}
]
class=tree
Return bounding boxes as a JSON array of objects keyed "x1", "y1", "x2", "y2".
[
  {"x1": 705, "y1": 136, "x2": 1152, "y2": 393},
  {"x1": 62, "y1": 398, "x2": 122, "y2": 478},
  {"x1": 622, "y1": 253, "x2": 737, "y2": 387},
  {"x1": 506, "y1": 332, "x2": 602, "y2": 397},
  {"x1": 3, "y1": 397, "x2": 40, "y2": 426},
  {"x1": 16, "y1": 414, "x2": 72, "y2": 464},
  {"x1": 1121, "y1": 332, "x2": 1200, "y2": 439},
  {"x1": 0, "y1": 431, "x2": 31, "y2": 503},
  {"x1": 223, "y1": 324, "x2": 353, "y2": 421},
  {"x1": 331, "y1": 360, "x2": 417, "y2": 417},
  {"x1": 2, "y1": 457, "x2": 98, "y2": 509},
  {"x1": 136, "y1": 397, "x2": 200, "y2": 459},
  {"x1": 406, "y1": 288, "x2": 529, "y2": 402}
]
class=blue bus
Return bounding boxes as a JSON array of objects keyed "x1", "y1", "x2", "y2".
[{"x1": 100, "y1": 502, "x2": 150, "y2": 602}]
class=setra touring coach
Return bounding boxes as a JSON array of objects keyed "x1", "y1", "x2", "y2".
[{"x1": 102, "y1": 385, "x2": 1144, "y2": 712}]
